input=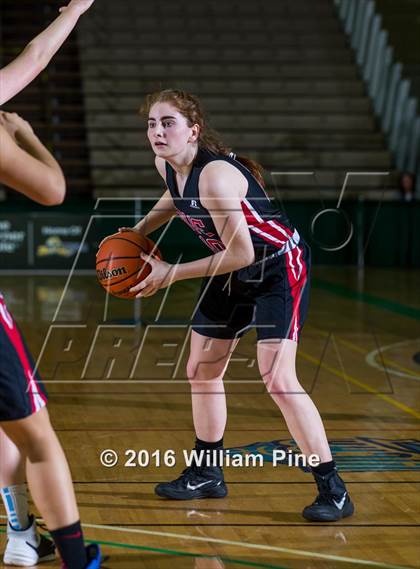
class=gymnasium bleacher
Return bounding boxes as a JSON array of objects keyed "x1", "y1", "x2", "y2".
[
  {"x1": 1, "y1": 0, "x2": 398, "y2": 201},
  {"x1": 77, "y1": 0, "x2": 396, "y2": 198}
]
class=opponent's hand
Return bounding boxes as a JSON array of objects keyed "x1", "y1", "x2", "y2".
[
  {"x1": 0, "y1": 112, "x2": 34, "y2": 143},
  {"x1": 59, "y1": 0, "x2": 95, "y2": 15},
  {"x1": 130, "y1": 253, "x2": 176, "y2": 298}
]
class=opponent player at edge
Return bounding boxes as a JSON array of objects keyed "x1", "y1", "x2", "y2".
[
  {"x1": 121, "y1": 89, "x2": 354, "y2": 522},
  {"x1": 0, "y1": 1, "x2": 101, "y2": 567}
]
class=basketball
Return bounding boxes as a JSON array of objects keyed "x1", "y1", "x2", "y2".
[{"x1": 96, "y1": 230, "x2": 162, "y2": 299}]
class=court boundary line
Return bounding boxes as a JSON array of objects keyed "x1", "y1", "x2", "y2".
[
  {"x1": 0, "y1": 517, "x2": 414, "y2": 569},
  {"x1": 90, "y1": 539, "x2": 291, "y2": 569},
  {"x1": 2, "y1": 521, "x2": 411, "y2": 569},
  {"x1": 0, "y1": 515, "x2": 412, "y2": 569},
  {"x1": 76, "y1": 522, "x2": 415, "y2": 569},
  {"x1": 0, "y1": 526, "x2": 286, "y2": 569},
  {"x1": 33, "y1": 519, "x2": 414, "y2": 569}
]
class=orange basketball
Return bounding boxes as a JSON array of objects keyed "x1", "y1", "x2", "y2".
[{"x1": 96, "y1": 231, "x2": 162, "y2": 299}]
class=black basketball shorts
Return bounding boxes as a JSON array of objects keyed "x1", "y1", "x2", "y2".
[
  {"x1": 0, "y1": 294, "x2": 48, "y2": 422},
  {"x1": 192, "y1": 242, "x2": 311, "y2": 342}
]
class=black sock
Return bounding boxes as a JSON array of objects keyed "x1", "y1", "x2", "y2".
[
  {"x1": 312, "y1": 460, "x2": 336, "y2": 477},
  {"x1": 195, "y1": 437, "x2": 224, "y2": 451},
  {"x1": 50, "y1": 521, "x2": 87, "y2": 569},
  {"x1": 194, "y1": 438, "x2": 224, "y2": 467}
]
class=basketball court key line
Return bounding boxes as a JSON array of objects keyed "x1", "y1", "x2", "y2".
[
  {"x1": 298, "y1": 348, "x2": 420, "y2": 420},
  {"x1": 299, "y1": 348, "x2": 420, "y2": 420},
  {"x1": 365, "y1": 339, "x2": 420, "y2": 381},
  {"x1": 306, "y1": 324, "x2": 420, "y2": 381},
  {"x1": 338, "y1": 337, "x2": 420, "y2": 380}
]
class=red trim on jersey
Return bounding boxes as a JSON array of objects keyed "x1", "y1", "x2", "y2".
[
  {"x1": 0, "y1": 298, "x2": 47, "y2": 413},
  {"x1": 241, "y1": 200, "x2": 293, "y2": 249},
  {"x1": 284, "y1": 246, "x2": 307, "y2": 342}
]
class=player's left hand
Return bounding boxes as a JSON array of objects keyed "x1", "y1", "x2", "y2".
[{"x1": 130, "y1": 253, "x2": 176, "y2": 298}]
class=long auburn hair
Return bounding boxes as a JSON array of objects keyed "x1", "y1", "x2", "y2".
[{"x1": 140, "y1": 89, "x2": 265, "y2": 187}]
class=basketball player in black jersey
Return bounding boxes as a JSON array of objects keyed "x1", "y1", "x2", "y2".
[{"x1": 122, "y1": 89, "x2": 354, "y2": 522}]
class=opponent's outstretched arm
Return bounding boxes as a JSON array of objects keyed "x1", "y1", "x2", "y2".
[{"x1": 0, "y1": 0, "x2": 95, "y2": 105}]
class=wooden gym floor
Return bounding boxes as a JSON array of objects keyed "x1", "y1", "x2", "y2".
[{"x1": 0, "y1": 266, "x2": 419, "y2": 568}]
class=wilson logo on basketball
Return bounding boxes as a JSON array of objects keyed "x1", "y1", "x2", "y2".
[{"x1": 96, "y1": 267, "x2": 127, "y2": 281}]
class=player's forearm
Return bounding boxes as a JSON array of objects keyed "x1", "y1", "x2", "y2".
[
  {"x1": 134, "y1": 210, "x2": 174, "y2": 235},
  {"x1": 0, "y1": 9, "x2": 81, "y2": 105},
  {"x1": 133, "y1": 192, "x2": 176, "y2": 235},
  {"x1": 24, "y1": 8, "x2": 81, "y2": 70},
  {"x1": 173, "y1": 248, "x2": 254, "y2": 282}
]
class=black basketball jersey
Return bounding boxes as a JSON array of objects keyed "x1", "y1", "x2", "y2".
[{"x1": 165, "y1": 147, "x2": 300, "y2": 257}]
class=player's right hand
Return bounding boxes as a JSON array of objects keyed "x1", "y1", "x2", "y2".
[{"x1": 59, "y1": 0, "x2": 95, "y2": 15}]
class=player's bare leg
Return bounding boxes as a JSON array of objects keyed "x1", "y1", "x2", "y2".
[
  {"x1": 257, "y1": 338, "x2": 354, "y2": 521},
  {"x1": 155, "y1": 331, "x2": 237, "y2": 499},
  {"x1": 1, "y1": 407, "x2": 79, "y2": 529},
  {"x1": 257, "y1": 338, "x2": 331, "y2": 460},
  {"x1": 189, "y1": 332, "x2": 239, "y2": 442},
  {"x1": 0, "y1": 408, "x2": 102, "y2": 567}
]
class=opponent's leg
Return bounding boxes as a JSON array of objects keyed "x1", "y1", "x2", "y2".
[
  {"x1": 0, "y1": 294, "x2": 101, "y2": 568},
  {"x1": 1, "y1": 408, "x2": 100, "y2": 568},
  {"x1": 0, "y1": 428, "x2": 56, "y2": 566},
  {"x1": 0, "y1": 429, "x2": 29, "y2": 529}
]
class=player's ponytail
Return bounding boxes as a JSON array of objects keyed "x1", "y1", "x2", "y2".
[{"x1": 141, "y1": 89, "x2": 265, "y2": 188}]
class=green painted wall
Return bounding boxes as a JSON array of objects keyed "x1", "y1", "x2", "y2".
[{"x1": 1, "y1": 199, "x2": 419, "y2": 269}]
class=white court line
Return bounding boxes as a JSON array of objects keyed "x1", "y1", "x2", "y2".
[
  {"x1": 366, "y1": 339, "x2": 420, "y2": 381},
  {"x1": 83, "y1": 523, "x2": 411, "y2": 569},
  {"x1": 0, "y1": 515, "x2": 411, "y2": 569}
]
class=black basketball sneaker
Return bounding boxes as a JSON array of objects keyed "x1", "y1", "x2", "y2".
[
  {"x1": 303, "y1": 469, "x2": 354, "y2": 522},
  {"x1": 155, "y1": 464, "x2": 228, "y2": 500}
]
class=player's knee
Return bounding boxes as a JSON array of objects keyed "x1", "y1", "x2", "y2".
[
  {"x1": 10, "y1": 428, "x2": 48, "y2": 461},
  {"x1": 187, "y1": 359, "x2": 225, "y2": 384},
  {"x1": 262, "y1": 371, "x2": 304, "y2": 396},
  {"x1": 4, "y1": 409, "x2": 54, "y2": 461}
]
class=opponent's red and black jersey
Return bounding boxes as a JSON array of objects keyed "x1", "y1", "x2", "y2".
[{"x1": 165, "y1": 147, "x2": 300, "y2": 258}]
